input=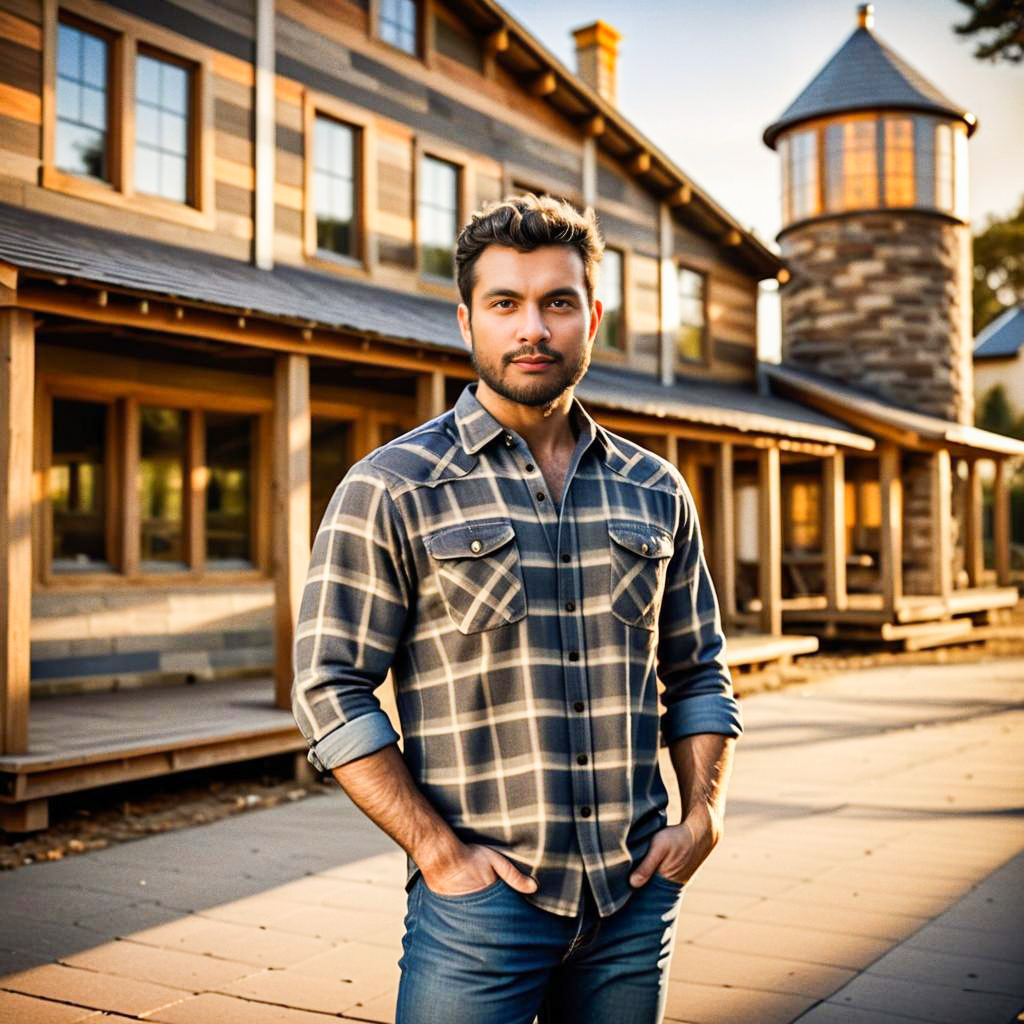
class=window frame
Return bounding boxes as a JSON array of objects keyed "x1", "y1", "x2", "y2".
[
  {"x1": 370, "y1": 0, "x2": 423, "y2": 60},
  {"x1": 42, "y1": 0, "x2": 215, "y2": 230},
  {"x1": 672, "y1": 261, "x2": 709, "y2": 370},
  {"x1": 593, "y1": 244, "x2": 629, "y2": 362},
  {"x1": 37, "y1": 365, "x2": 271, "y2": 589},
  {"x1": 414, "y1": 139, "x2": 468, "y2": 292},
  {"x1": 302, "y1": 90, "x2": 377, "y2": 276}
]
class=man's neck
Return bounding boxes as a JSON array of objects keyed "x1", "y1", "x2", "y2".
[{"x1": 474, "y1": 380, "x2": 579, "y2": 459}]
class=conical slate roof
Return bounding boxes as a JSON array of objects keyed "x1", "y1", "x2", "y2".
[{"x1": 763, "y1": 17, "x2": 976, "y2": 148}]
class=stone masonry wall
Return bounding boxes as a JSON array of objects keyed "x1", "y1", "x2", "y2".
[{"x1": 780, "y1": 213, "x2": 974, "y2": 425}]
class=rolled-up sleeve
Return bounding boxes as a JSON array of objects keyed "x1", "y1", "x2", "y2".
[
  {"x1": 292, "y1": 461, "x2": 411, "y2": 771},
  {"x1": 656, "y1": 481, "x2": 743, "y2": 744}
]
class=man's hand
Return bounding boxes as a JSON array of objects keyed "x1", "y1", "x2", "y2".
[
  {"x1": 420, "y1": 840, "x2": 538, "y2": 896},
  {"x1": 628, "y1": 802, "x2": 722, "y2": 888}
]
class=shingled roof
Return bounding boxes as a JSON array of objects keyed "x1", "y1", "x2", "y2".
[
  {"x1": 974, "y1": 305, "x2": 1024, "y2": 360},
  {"x1": 763, "y1": 13, "x2": 976, "y2": 148},
  {"x1": 0, "y1": 202, "x2": 871, "y2": 449}
]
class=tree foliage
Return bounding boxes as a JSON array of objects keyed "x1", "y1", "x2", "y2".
[
  {"x1": 972, "y1": 195, "x2": 1024, "y2": 335},
  {"x1": 955, "y1": 0, "x2": 1024, "y2": 63}
]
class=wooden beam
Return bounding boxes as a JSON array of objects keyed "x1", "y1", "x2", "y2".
[
  {"x1": 713, "y1": 442, "x2": 736, "y2": 629},
  {"x1": 723, "y1": 228, "x2": 742, "y2": 247},
  {"x1": 581, "y1": 114, "x2": 605, "y2": 138},
  {"x1": 416, "y1": 369, "x2": 446, "y2": 421},
  {"x1": 187, "y1": 408, "x2": 205, "y2": 574},
  {"x1": 273, "y1": 354, "x2": 311, "y2": 710},
  {"x1": 758, "y1": 446, "x2": 782, "y2": 635},
  {"x1": 667, "y1": 184, "x2": 691, "y2": 206},
  {"x1": 994, "y1": 458, "x2": 1011, "y2": 586},
  {"x1": 253, "y1": 0, "x2": 275, "y2": 270},
  {"x1": 529, "y1": 70, "x2": 556, "y2": 97},
  {"x1": 931, "y1": 449, "x2": 952, "y2": 601},
  {"x1": 484, "y1": 26, "x2": 509, "y2": 53},
  {"x1": 823, "y1": 452, "x2": 848, "y2": 612},
  {"x1": 628, "y1": 151, "x2": 651, "y2": 176},
  {"x1": 1, "y1": 309, "x2": 33, "y2": 756},
  {"x1": 878, "y1": 443, "x2": 903, "y2": 615},
  {"x1": 964, "y1": 458, "x2": 983, "y2": 587}
]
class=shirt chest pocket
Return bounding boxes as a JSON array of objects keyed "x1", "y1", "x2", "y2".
[
  {"x1": 423, "y1": 518, "x2": 527, "y2": 635},
  {"x1": 608, "y1": 520, "x2": 674, "y2": 630}
]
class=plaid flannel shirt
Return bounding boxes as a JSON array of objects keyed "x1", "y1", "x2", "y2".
[{"x1": 293, "y1": 381, "x2": 741, "y2": 918}]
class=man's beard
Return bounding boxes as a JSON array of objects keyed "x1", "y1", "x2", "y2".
[{"x1": 468, "y1": 328, "x2": 591, "y2": 410}]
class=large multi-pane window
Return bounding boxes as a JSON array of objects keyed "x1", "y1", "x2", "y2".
[
  {"x1": 783, "y1": 114, "x2": 966, "y2": 226},
  {"x1": 314, "y1": 115, "x2": 358, "y2": 258},
  {"x1": 206, "y1": 413, "x2": 254, "y2": 567},
  {"x1": 676, "y1": 266, "x2": 706, "y2": 363},
  {"x1": 419, "y1": 155, "x2": 459, "y2": 279},
  {"x1": 50, "y1": 398, "x2": 110, "y2": 571},
  {"x1": 135, "y1": 52, "x2": 191, "y2": 203},
  {"x1": 595, "y1": 247, "x2": 624, "y2": 351},
  {"x1": 378, "y1": 0, "x2": 418, "y2": 55},
  {"x1": 56, "y1": 21, "x2": 110, "y2": 180},
  {"x1": 140, "y1": 407, "x2": 186, "y2": 568}
]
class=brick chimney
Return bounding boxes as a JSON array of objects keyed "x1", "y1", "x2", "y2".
[{"x1": 572, "y1": 21, "x2": 621, "y2": 105}]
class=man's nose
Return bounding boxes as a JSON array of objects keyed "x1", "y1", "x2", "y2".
[{"x1": 518, "y1": 303, "x2": 550, "y2": 343}]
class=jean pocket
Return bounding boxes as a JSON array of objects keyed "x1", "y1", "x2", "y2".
[
  {"x1": 649, "y1": 871, "x2": 685, "y2": 893},
  {"x1": 421, "y1": 875, "x2": 506, "y2": 904}
]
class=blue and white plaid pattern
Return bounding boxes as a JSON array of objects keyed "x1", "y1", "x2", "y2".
[{"x1": 293, "y1": 381, "x2": 741, "y2": 918}]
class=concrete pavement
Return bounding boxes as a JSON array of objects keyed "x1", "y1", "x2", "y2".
[{"x1": 1, "y1": 657, "x2": 1023, "y2": 1023}]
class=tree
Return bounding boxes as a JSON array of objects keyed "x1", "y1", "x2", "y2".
[
  {"x1": 977, "y1": 384, "x2": 1024, "y2": 438},
  {"x1": 954, "y1": 0, "x2": 1024, "y2": 63},
  {"x1": 972, "y1": 196, "x2": 1024, "y2": 335}
]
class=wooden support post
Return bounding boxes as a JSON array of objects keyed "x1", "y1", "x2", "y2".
[
  {"x1": 994, "y1": 458, "x2": 1011, "y2": 586},
  {"x1": 1, "y1": 309, "x2": 33, "y2": 756},
  {"x1": 273, "y1": 354, "x2": 311, "y2": 710},
  {"x1": 879, "y1": 443, "x2": 903, "y2": 616},
  {"x1": 931, "y1": 449, "x2": 952, "y2": 601},
  {"x1": 0, "y1": 798, "x2": 49, "y2": 833},
  {"x1": 187, "y1": 408, "x2": 205, "y2": 574},
  {"x1": 120, "y1": 397, "x2": 140, "y2": 575},
  {"x1": 713, "y1": 442, "x2": 736, "y2": 629},
  {"x1": 416, "y1": 370, "x2": 445, "y2": 422},
  {"x1": 663, "y1": 433, "x2": 679, "y2": 469},
  {"x1": 757, "y1": 446, "x2": 782, "y2": 636},
  {"x1": 823, "y1": 452, "x2": 847, "y2": 612},
  {"x1": 964, "y1": 458, "x2": 983, "y2": 587}
]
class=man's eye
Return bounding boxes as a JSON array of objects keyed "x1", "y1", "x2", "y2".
[
  {"x1": 549, "y1": 299, "x2": 571, "y2": 309},
  {"x1": 494, "y1": 299, "x2": 515, "y2": 309}
]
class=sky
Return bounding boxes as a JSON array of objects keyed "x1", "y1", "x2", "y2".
[{"x1": 501, "y1": 0, "x2": 1024, "y2": 356}]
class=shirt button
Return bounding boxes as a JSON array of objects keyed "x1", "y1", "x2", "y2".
[
  {"x1": 536, "y1": 491, "x2": 546, "y2": 501},
  {"x1": 565, "y1": 600, "x2": 575, "y2": 612},
  {"x1": 504, "y1": 433, "x2": 514, "y2": 446},
  {"x1": 641, "y1": 542, "x2": 650, "y2": 554},
  {"x1": 568, "y1": 651, "x2": 580, "y2": 662},
  {"x1": 573, "y1": 701, "x2": 585, "y2": 712},
  {"x1": 470, "y1": 540, "x2": 482, "y2": 553},
  {"x1": 576, "y1": 753, "x2": 588, "y2": 765},
  {"x1": 580, "y1": 806, "x2": 592, "y2": 818},
  {"x1": 525, "y1": 463, "x2": 535, "y2": 472},
  {"x1": 561, "y1": 553, "x2": 571, "y2": 563}
]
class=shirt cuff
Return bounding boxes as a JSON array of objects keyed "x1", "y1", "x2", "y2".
[
  {"x1": 661, "y1": 693, "x2": 743, "y2": 745},
  {"x1": 310, "y1": 711, "x2": 401, "y2": 771}
]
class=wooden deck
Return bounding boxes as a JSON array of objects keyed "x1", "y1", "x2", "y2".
[{"x1": 725, "y1": 632, "x2": 819, "y2": 669}]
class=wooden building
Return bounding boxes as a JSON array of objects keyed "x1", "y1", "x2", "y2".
[{"x1": 0, "y1": 0, "x2": 1018, "y2": 828}]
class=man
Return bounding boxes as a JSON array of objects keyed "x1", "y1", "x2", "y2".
[{"x1": 292, "y1": 194, "x2": 741, "y2": 1024}]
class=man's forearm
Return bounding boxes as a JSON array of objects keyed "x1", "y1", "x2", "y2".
[
  {"x1": 331, "y1": 743, "x2": 462, "y2": 874},
  {"x1": 669, "y1": 732, "x2": 735, "y2": 826}
]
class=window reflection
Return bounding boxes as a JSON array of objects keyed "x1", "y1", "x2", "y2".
[
  {"x1": 206, "y1": 413, "x2": 253, "y2": 567},
  {"x1": 51, "y1": 397, "x2": 109, "y2": 571},
  {"x1": 56, "y1": 22, "x2": 109, "y2": 180},
  {"x1": 314, "y1": 115, "x2": 357, "y2": 257},
  {"x1": 419, "y1": 155, "x2": 458, "y2": 279},
  {"x1": 140, "y1": 406, "x2": 186, "y2": 567},
  {"x1": 135, "y1": 52, "x2": 190, "y2": 203},
  {"x1": 596, "y1": 247, "x2": 624, "y2": 351}
]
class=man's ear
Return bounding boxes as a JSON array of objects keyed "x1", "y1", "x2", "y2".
[
  {"x1": 457, "y1": 303, "x2": 473, "y2": 349},
  {"x1": 588, "y1": 298, "x2": 604, "y2": 344}
]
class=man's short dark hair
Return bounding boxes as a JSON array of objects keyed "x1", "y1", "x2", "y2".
[{"x1": 455, "y1": 193, "x2": 604, "y2": 310}]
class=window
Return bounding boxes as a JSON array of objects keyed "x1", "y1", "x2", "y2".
[
  {"x1": 785, "y1": 480, "x2": 822, "y2": 551},
  {"x1": 135, "y1": 51, "x2": 191, "y2": 203},
  {"x1": 675, "y1": 266, "x2": 706, "y2": 363},
  {"x1": 595, "y1": 247, "x2": 624, "y2": 351},
  {"x1": 139, "y1": 406, "x2": 187, "y2": 568},
  {"x1": 883, "y1": 117, "x2": 914, "y2": 207},
  {"x1": 935, "y1": 122, "x2": 954, "y2": 213},
  {"x1": 823, "y1": 118, "x2": 877, "y2": 212},
  {"x1": 56, "y1": 20, "x2": 110, "y2": 181},
  {"x1": 419, "y1": 155, "x2": 459, "y2": 279},
  {"x1": 313, "y1": 115, "x2": 358, "y2": 258},
  {"x1": 378, "y1": 0, "x2": 418, "y2": 55},
  {"x1": 206, "y1": 413, "x2": 254, "y2": 567},
  {"x1": 50, "y1": 397, "x2": 111, "y2": 571},
  {"x1": 782, "y1": 128, "x2": 818, "y2": 223}
]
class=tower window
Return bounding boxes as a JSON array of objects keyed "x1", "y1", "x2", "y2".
[
  {"x1": 883, "y1": 117, "x2": 914, "y2": 207},
  {"x1": 781, "y1": 129, "x2": 819, "y2": 223}
]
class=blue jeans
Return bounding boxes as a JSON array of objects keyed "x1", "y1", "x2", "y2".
[{"x1": 395, "y1": 872, "x2": 684, "y2": 1024}]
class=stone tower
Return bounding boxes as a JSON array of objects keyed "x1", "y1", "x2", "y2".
[{"x1": 764, "y1": 3, "x2": 977, "y2": 426}]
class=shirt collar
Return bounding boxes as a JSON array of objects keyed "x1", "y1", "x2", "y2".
[{"x1": 453, "y1": 380, "x2": 620, "y2": 464}]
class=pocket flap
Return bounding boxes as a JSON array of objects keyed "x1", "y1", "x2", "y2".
[
  {"x1": 424, "y1": 519, "x2": 516, "y2": 560},
  {"x1": 608, "y1": 521, "x2": 673, "y2": 558}
]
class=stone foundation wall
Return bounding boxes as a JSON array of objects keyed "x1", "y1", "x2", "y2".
[{"x1": 780, "y1": 212, "x2": 973, "y2": 425}]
